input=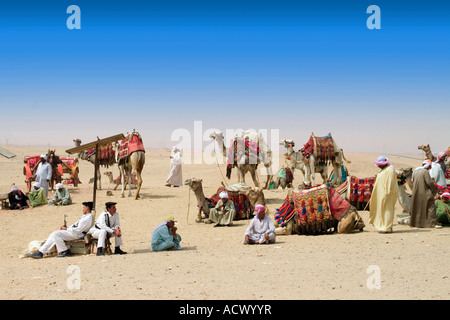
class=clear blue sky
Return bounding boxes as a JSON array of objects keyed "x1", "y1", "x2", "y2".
[{"x1": 0, "y1": 0, "x2": 449, "y2": 154}]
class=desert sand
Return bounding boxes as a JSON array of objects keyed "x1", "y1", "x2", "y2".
[{"x1": 0, "y1": 145, "x2": 449, "y2": 300}]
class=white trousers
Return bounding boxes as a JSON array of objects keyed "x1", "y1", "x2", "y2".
[
  {"x1": 244, "y1": 232, "x2": 276, "y2": 244},
  {"x1": 90, "y1": 229, "x2": 123, "y2": 248},
  {"x1": 40, "y1": 230, "x2": 80, "y2": 254}
]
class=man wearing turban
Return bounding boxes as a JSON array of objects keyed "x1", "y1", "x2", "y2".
[
  {"x1": 34, "y1": 154, "x2": 52, "y2": 197},
  {"x1": 207, "y1": 191, "x2": 235, "y2": 226},
  {"x1": 369, "y1": 156, "x2": 399, "y2": 233}
]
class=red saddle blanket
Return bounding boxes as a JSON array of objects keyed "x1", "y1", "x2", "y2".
[
  {"x1": 118, "y1": 132, "x2": 145, "y2": 161},
  {"x1": 208, "y1": 187, "x2": 252, "y2": 220},
  {"x1": 349, "y1": 176, "x2": 376, "y2": 210}
]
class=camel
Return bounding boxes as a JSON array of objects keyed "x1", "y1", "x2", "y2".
[
  {"x1": 73, "y1": 139, "x2": 108, "y2": 190},
  {"x1": 418, "y1": 144, "x2": 436, "y2": 161},
  {"x1": 396, "y1": 167, "x2": 414, "y2": 224},
  {"x1": 418, "y1": 144, "x2": 450, "y2": 170},
  {"x1": 112, "y1": 131, "x2": 145, "y2": 200},
  {"x1": 103, "y1": 171, "x2": 137, "y2": 189},
  {"x1": 184, "y1": 178, "x2": 266, "y2": 223},
  {"x1": 273, "y1": 186, "x2": 364, "y2": 235},
  {"x1": 281, "y1": 135, "x2": 350, "y2": 187},
  {"x1": 280, "y1": 139, "x2": 328, "y2": 187},
  {"x1": 209, "y1": 131, "x2": 273, "y2": 189}
]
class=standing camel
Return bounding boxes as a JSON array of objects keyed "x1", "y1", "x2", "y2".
[
  {"x1": 281, "y1": 134, "x2": 350, "y2": 187},
  {"x1": 73, "y1": 139, "x2": 111, "y2": 190},
  {"x1": 209, "y1": 131, "x2": 273, "y2": 189},
  {"x1": 280, "y1": 139, "x2": 328, "y2": 187},
  {"x1": 112, "y1": 131, "x2": 145, "y2": 200}
]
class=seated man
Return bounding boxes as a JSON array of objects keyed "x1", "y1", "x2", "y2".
[
  {"x1": 244, "y1": 204, "x2": 276, "y2": 245},
  {"x1": 151, "y1": 216, "x2": 182, "y2": 251},
  {"x1": 207, "y1": 191, "x2": 235, "y2": 226},
  {"x1": 8, "y1": 185, "x2": 31, "y2": 210},
  {"x1": 30, "y1": 201, "x2": 93, "y2": 259},
  {"x1": 48, "y1": 183, "x2": 72, "y2": 206},
  {"x1": 89, "y1": 202, "x2": 127, "y2": 256},
  {"x1": 435, "y1": 192, "x2": 450, "y2": 226},
  {"x1": 28, "y1": 182, "x2": 47, "y2": 207}
]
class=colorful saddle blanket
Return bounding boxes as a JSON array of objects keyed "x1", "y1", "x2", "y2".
[
  {"x1": 227, "y1": 138, "x2": 260, "y2": 167},
  {"x1": 84, "y1": 144, "x2": 116, "y2": 166},
  {"x1": 349, "y1": 176, "x2": 376, "y2": 210},
  {"x1": 274, "y1": 196, "x2": 295, "y2": 229},
  {"x1": 300, "y1": 133, "x2": 336, "y2": 166},
  {"x1": 293, "y1": 185, "x2": 334, "y2": 235},
  {"x1": 328, "y1": 187, "x2": 351, "y2": 221},
  {"x1": 208, "y1": 187, "x2": 253, "y2": 219},
  {"x1": 118, "y1": 132, "x2": 145, "y2": 161}
]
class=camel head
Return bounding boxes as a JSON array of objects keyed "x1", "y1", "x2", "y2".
[
  {"x1": 280, "y1": 139, "x2": 295, "y2": 149},
  {"x1": 184, "y1": 178, "x2": 203, "y2": 190},
  {"x1": 73, "y1": 139, "x2": 82, "y2": 147},
  {"x1": 418, "y1": 144, "x2": 430, "y2": 152},
  {"x1": 241, "y1": 186, "x2": 266, "y2": 207},
  {"x1": 396, "y1": 167, "x2": 413, "y2": 182},
  {"x1": 209, "y1": 131, "x2": 224, "y2": 141}
]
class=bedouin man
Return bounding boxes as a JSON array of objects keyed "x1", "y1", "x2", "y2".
[
  {"x1": 244, "y1": 204, "x2": 276, "y2": 244},
  {"x1": 151, "y1": 216, "x2": 182, "y2": 251},
  {"x1": 34, "y1": 154, "x2": 52, "y2": 197},
  {"x1": 89, "y1": 202, "x2": 127, "y2": 256},
  {"x1": 48, "y1": 183, "x2": 72, "y2": 206},
  {"x1": 29, "y1": 201, "x2": 93, "y2": 259},
  {"x1": 207, "y1": 191, "x2": 235, "y2": 227},
  {"x1": 28, "y1": 182, "x2": 47, "y2": 207}
]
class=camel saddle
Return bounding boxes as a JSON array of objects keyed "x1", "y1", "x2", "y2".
[{"x1": 117, "y1": 132, "x2": 145, "y2": 161}]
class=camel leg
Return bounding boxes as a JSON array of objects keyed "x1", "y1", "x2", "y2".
[
  {"x1": 250, "y1": 169, "x2": 260, "y2": 188},
  {"x1": 97, "y1": 167, "x2": 102, "y2": 190},
  {"x1": 135, "y1": 170, "x2": 142, "y2": 200},
  {"x1": 127, "y1": 168, "x2": 132, "y2": 197},
  {"x1": 119, "y1": 165, "x2": 126, "y2": 198}
]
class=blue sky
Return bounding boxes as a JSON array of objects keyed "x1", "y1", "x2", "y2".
[{"x1": 0, "y1": 1, "x2": 449, "y2": 154}]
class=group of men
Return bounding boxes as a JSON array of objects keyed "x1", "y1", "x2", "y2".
[
  {"x1": 28, "y1": 190, "x2": 277, "y2": 259},
  {"x1": 369, "y1": 152, "x2": 449, "y2": 233},
  {"x1": 8, "y1": 183, "x2": 72, "y2": 210},
  {"x1": 30, "y1": 201, "x2": 126, "y2": 259},
  {"x1": 8, "y1": 154, "x2": 72, "y2": 210}
]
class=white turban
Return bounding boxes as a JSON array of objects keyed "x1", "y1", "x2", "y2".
[
  {"x1": 32, "y1": 182, "x2": 40, "y2": 188},
  {"x1": 40, "y1": 154, "x2": 47, "y2": 160},
  {"x1": 219, "y1": 191, "x2": 228, "y2": 199},
  {"x1": 11, "y1": 186, "x2": 19, "y2": 191},
  {"x1": 56, "y1": 183, "x2": 64, "y2": 189},
  {"x1": 422, "y1": 161, "x2": 431, "y2": 169}
]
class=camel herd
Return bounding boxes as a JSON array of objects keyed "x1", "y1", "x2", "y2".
[{"x1": 71, "y1": 129, "x2": 448, "y2": 236}]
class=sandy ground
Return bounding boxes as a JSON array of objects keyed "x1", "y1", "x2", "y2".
[{"x1": 0, "y1": 145, "x2": 449, "y2": 300}]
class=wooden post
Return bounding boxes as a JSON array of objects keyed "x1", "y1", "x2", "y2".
[{"x1": 92, "y1": 142, "x2": 99, "y2": 212}]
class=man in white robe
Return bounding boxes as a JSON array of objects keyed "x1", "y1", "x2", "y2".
[
  {"x1": 34, "y1": 154, "x2": 52, "y2": 196},
  {"x1": 244, "y1": 204, "x2": 276, "y2": 244},
  {"x1": 165, "y1": 147, "x2": 182, "y2": 187},
  {"x1": 30, "y1": 202, "x2": 93, "y2": 259}
]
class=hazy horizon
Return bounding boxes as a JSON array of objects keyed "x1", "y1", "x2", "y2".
[{"x1": 1, "y1": 1, "x2": 449, "y2": 155}]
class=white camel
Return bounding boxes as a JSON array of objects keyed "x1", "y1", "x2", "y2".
[
  {"x1": 209, "y1": 130, "x2": 273, "y2": 189},
  {"x1": 281, "y1": 134, "x2": 350, "y2": 187},
  {"x1": 280, "y1": 139, "x2": 328, "y2": 187}
]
